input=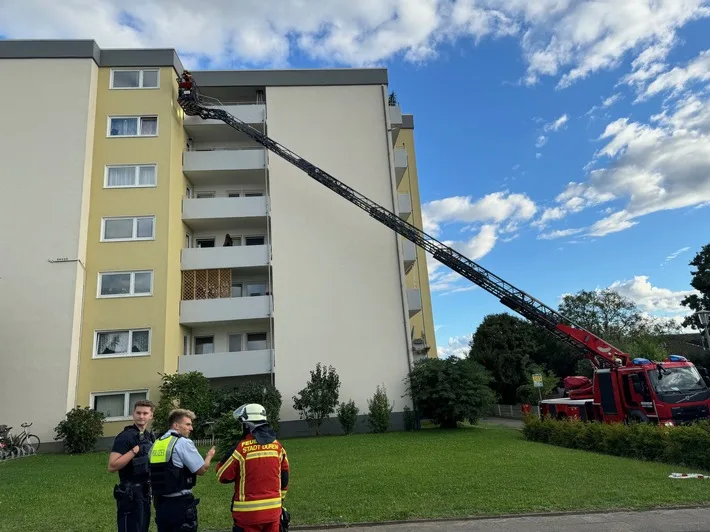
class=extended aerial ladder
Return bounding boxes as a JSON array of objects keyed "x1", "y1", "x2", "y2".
[{"x1": 176, "y1": 71, "x2": 630, "y2": 371}]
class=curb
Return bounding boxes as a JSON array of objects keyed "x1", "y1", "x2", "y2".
[
  {"x1": 289, "y1": 504, "x2": 710, "y2": 530},
  {"x1": 205, "y1": 504, "x2": 710, "y2": 531}
]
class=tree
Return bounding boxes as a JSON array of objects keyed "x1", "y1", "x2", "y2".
[
  {"x1": 558, "y1": 288, "x2": 679, "y2": 358},
  {"x1": 515, "y1": 365, "x2": 558, "y2": 405},
  {"x1": 681, "y1": 243, "x2": 710, "y2": 330},
  {"x1": 405, "y1": 357, "x2": 496, "y2": 428},
  {"x1": 292, "y1": 363, "x2": 341, "y2": 435},
  {"x1": 153, "y1": 371, "x2": 215, "y2": 438},
  {"x1": 469, "y1": 313, "x2": 558, "y2": 403},
  {"x1": 213, "y1": 382, "x2": 282, "y2": 432}
]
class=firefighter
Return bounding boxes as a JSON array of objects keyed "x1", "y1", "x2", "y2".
[
  {"x1": 215, "y1": 403, "x2": 290, "y2": 532},
  {"x1": 108, "y1": 400, "x2": 156, "y2": 532},
  {"x1": 149, "y1": 409, "x2": 216, "y2": 532}
]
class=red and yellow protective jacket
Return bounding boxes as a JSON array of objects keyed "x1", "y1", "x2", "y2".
[{"x1": 216, "y1": 426, "x2": 289, "y2": 526}]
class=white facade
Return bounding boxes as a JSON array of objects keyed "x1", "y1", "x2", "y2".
[
  {"x1": 265, "y1": 85, "x2": 414, "y2": 421},
  {"x1": 0, "y1": 59, "x2": 97, "y2": 441}
]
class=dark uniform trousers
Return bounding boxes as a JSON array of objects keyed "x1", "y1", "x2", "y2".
[
  {"x1": 114, "y1": 481, "x2": 151, "y2": 532},
  {"x1": 154, "y1": 493, "x2": 199, "y2": 532}
]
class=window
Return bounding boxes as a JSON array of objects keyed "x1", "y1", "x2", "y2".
[
  {"x1": 102, "y1": 216, "x2": 155, "y2": 241},
  {"x1": 245, "y1": 192, "x2": 264, "y2": 197},
  {"x1": 245, "y1": 236, "x2": 265, "y2": 246},
  {"x1": 105, "y1": 165, "x2": 157, "y2": 188},
  {"x1": 195, "y1": 336, "x2": 214, "y2": 355},
  {"x1": 196, "y1": 238, "x2": 215, "y2": 248},
  {"x1": 108, "y1": 116, "x2": 158, "y2": 137},
  {"x1": 92, "y1": 390, "x2": 148, "y2": 420},
  {"x1": 98, "y1": 271, "x2": 153, "y2": 298},
  {"x1": 94, "y1": 329, "x2": 150, "y2": 358},
  {"x1": 111, "y1": 69, "x2": 159, "y2": 89},
  {"x1": 196, "y1": 191, "x2": 215, "y2": 198},
  {"x1": 228, "y1": 333, "x2": 243, "y2": 352},
  {"x1": 247, "y1": 333, "x2": 268, "y2": 351},
  {"x1": 246, "y1": 283, "x2": 266, "y2": 297}
]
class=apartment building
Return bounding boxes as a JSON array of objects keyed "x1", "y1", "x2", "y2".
[{"x1": 0, "y1": 39, "x2": 437, "y2": 446}]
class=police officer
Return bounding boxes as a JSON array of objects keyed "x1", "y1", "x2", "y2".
[
  {"x1": 107, "y1": 399, "x2": 156, "y2": 532},
  {"x1": 149, "y1": 408, "x2": 215, "y2": 532}
]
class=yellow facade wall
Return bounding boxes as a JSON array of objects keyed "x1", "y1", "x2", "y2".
[
  {"x1": 395, "y1": 126, "x2": 437, "y2": 358},
  {"x1": 76, "y1": 66, "x2": 185, "y2": 436}
]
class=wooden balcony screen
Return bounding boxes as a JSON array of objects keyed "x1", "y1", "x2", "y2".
[{"x1": 182, "y1": 269, "x2": 232, "y2": 300}]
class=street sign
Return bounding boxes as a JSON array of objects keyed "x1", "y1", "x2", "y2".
[{"x1": 532, "y1": 374, "x2": 544, "y2": 388}]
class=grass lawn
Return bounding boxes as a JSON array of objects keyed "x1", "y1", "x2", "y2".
[{"x1": 1, "y1": 423, "x2": 708, "y2": 531}]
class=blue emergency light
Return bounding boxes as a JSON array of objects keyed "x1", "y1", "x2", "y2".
[
  {"x1": 633, "y1": 357, "x2": 651, "y2": 365},
  {"x1": 667, "y1": 355, "x2": 688, "y2": 362}
]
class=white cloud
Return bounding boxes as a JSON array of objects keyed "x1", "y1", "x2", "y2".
[
  {"x1": 535, "y1": 135, "x2": 548, "y2": 148},
  {"x1": 428, "y1": 224, "x2": 497, "y2": 295},
  {"x1": 437, "y1": 334, "x2": 471, "y2": 359},
  {"x1": 1, "y1": 0, "x2": 708, "y2": 86},
  {"x1": 661, "y1": 246, "x2": 691, "y2": 267},
  {"x1": 544, "y1": 114, "x2": 569, "y2": 132},
  {"x1": 638, "y1": 48, "x2": 710, "y2": 101},
  {"x1": 538, "y1": 227, "x2": 584, "y2": 240},
  {"x1": 608, "y1": 275, "x2": 697, "y2": 316},
  {"x1": 422, "y1": 191, "x2": 536, "y2": 237},
  {"x1": 534, "y1": 86, "x2": 710, "y2": 237}
]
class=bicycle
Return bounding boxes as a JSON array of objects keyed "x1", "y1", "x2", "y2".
[{"x1": 17, "y1": 422, "x2": 41, "y2": 455}]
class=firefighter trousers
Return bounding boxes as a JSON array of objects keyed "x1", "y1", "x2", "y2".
[{"x1": 233, "y1": 521, "x2": 280, "y2": 532}]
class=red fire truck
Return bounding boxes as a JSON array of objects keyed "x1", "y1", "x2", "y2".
[{"x1": 175, "y1": 71, "x2": 710, "y2": 427}]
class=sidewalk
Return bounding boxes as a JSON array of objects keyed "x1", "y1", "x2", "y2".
[{"x1": 296, "y1": 507, "x2": 710, "y2": 531}]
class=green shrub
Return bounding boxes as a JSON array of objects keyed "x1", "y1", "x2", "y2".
[
  {"x1": 336, "y1": 400, "x2": 359, "y2": 435},
  {"x1": 54, "y1": 407, "x2": 105, "y2": 454},
  {"x1": 153, "y1": 371, "x2": 215, "y2": 438},
  {"x1": 213, "y1": 382, "x2": 282, "y2": 432},
  {"x1": 212, "y1": 412, "x2": 243, "y2": 459},
  {"x1": 367, "y1": 385, "x2": 394, "y2": 433},
  {"x1": 292, "y1": 363, "x2": 341, "y2": 435},
  {"x1": 522, "y1": 416, "x2": 710, "y2": 471}
]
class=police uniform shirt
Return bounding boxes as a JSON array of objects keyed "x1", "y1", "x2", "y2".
[
  {"x1": 158, "y1": 431, "x2": 205, "y2": 496},
  {"x1": 112, "y1": 425, "x2": 154, "y2": 483}
]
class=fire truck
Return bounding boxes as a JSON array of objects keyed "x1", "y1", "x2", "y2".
[{"x1": 175, "y1": 72, "x2": 710, "y2": 427}]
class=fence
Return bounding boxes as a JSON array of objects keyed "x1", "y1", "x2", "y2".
[{"x1": 492, "y1": 403, "x2": 540, "y2": 420}]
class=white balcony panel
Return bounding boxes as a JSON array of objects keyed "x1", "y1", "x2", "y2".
[
  {"x1": 407, "y1": 288, "x2": 422, "y2": 317},
  {"x1": 183, "y1": 148, "x2": 266, "y2": 183},
  {"x1": 394, "y1": 148, "x2": 408, "y2": 185},
  {"x1": 178, "y1": 349, "x2": 272, "y2": 378},
  {"x1": 398, "y1": 192, "x2": 412, "y2": 220},
  {"x1": 182, "y1": 196, "x2": 267, "y2": 230},
  {"x1": 180, "y1": 295, "x2": 271, "y2": 326},
  {"x1": 402, "y1": 238, "x2": 416, "y2": 273},
  {"x1": 181, "y1": 244, "x2": 269, "y2": 271},
  {"x1": 184, "y1": 104, "x2": 266, "y2": 143}
]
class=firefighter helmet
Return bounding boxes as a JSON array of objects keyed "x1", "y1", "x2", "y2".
[{"x1": 233, "y1": 403, "x2": 268, "y2": 423}]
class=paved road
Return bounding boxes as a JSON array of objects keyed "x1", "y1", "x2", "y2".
[{"x1": 296, "y1": 507, "x2": 710, "y2": 531}]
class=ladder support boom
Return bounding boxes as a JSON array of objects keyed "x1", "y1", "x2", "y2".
[{"x1": 176, "y1": 71, "x2": 630, "y2": 370}]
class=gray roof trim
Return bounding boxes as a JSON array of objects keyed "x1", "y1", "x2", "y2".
[
  {"x1": 0, "y1": 39, "x2": 185, "y2": 73},
  {"x1": 191, "y1": 68, "x2": 388, "y2": 87},
  {"x1": 402, "y1": 114, "x2": 414, "y2": 129},
  {"x1": 0, "y1": 40, "x2": 387, "y2": 86}
]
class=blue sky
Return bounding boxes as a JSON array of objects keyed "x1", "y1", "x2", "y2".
[{"x1": 2, "y1": 1, "x2": 709, "y2": 358}]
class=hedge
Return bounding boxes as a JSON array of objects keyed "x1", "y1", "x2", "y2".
[{"x1": 522, "y1": 415, "x2": 710, "y2": 471}]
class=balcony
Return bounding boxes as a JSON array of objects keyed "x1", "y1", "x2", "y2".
[
  {"x1": 183, "y1": 148, "x2": 267, "y2": 183},
  {"x1": 182, "y1": 196, "x2": 268, "y2": 230},
  {"x1": 178, "y1": 349, "x2": 272, "y2": 378},
  {"x1": 394, "y1": 148, "x2": 408, "y2": 186},
  {"x1": 407, "y1": 288, "x2": 422, "y2": 317},
  {"x1": 183, "y1": 104, "x2": 266, "y2": 143},
  {"x1": 402, "y1": 238, "x2": 416, "y2": 273},
  {"x1": 390, "y1": 105, "x2": 402, "y2": 144},
  {"x1": 180, "y1": 295, "x2": 271, "y2": 326},
  {"x1": 180, "y1": 268, "x2": 271, "y2": 326},
  {"x1": 181, "y1": 244, "x2": 269, "y2": 271},
  {"x1": 398, "y1": 192, "x2": 412, "y2": 220}
]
